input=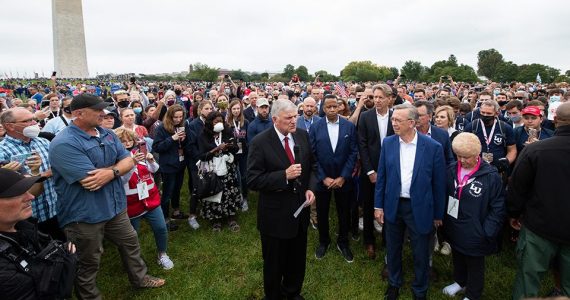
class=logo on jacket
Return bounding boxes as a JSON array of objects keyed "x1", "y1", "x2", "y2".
[
  {"x1": 493, "y1": 134, "x2": 503, "y2": 145},
  {"x1": 468, "y1": 180, "x2": 483, "y2": 197}
]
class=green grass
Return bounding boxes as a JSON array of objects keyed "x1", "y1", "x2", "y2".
[{"x1": 95, "y1": 181, "x2": 555, "y2": 299}]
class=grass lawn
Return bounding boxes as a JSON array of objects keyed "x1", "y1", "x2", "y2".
[{"x1": 95, "y1": 181, "x2": 554, "y2": 299}]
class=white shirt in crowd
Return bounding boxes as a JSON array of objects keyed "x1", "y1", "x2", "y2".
[{"x1": 399, "y1": 130, "x2": 418, "y2": 198}]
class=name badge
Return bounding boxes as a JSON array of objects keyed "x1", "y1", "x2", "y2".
[
  {"x1": 137, "y1": 181, "x2": 149, "y2": 200},
  {"x1": 447, "y1": 196, "x2": 459, "y2": 219},
  {"x1": 178, "y1": 148, "x2": 185, "y2": 162},
  {"x1": 482, "y1": 152, "x2": 493, "y2": 163},
  {"x1": 237, "y1": 142, "x2": 243, "y2": 154}
]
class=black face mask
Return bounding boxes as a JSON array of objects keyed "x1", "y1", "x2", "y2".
[
  {"x1": 498, "y1": 101, "x2": 508, "y2": 106},
  {"x1": 117, "y1": 101, "x2": 130, "y2": 108},
  {"x1": 63, "y1": 106, "x2": 72, "y2": 114},
  {"x1": 294, "y1": 92, "x2": 301, "y2": 97},
  {"x1": 174, "y1": 89, "x2": 182, "y2": 96},
  {"x1": 126, "y1": 145, "x2": 135, "y2": 151},
  {"x1": 480, "y1": 115, "x2": 495, "y2": 125}
]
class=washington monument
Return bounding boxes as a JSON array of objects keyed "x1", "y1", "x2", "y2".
[{"x1": 52, "y1": 0, "x2": 89, "y2": 78}]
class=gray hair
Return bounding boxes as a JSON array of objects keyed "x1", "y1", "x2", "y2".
[
  {"x1": 393, "y1": 103, "x2": 419, "y2": 122},
  {"x1": 0, "y1": 108, "x2": 26, "y2": 124},
  {"x1": 372, "y1": 84, "x2": 393, "y2": 97},
  {"x1": 271, "y1": 99, "x2": 297, "y2": 117},
  {"x1": 413, "y1": 100, "x2": 434, "y2": 116},
  {"x1": 481, "y1": 100, "x2": 500, "y2": 112}
]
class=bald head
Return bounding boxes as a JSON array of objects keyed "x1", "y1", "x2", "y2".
[{"x1": 555, "y1": 102, "x2": 570, "y2": 127}]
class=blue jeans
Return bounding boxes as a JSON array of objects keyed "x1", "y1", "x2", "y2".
[
  {"x1": 130, "y1": 206, "x2": 168, "y2": 253},
  {"x1": 161, "y1": 169, "x2": 185, "y2": 218},
  {"x1": 385, "y1": 198, "x2": 431, "y2": 297}
]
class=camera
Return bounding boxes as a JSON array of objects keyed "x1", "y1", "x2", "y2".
[
  {"x1": 130, "y1": 77, "x2": 136, "y2": 84},
  {"x1": 224, "y1": 75, "x2": 229, "y2": 79},
  {"x1": 441, "y1": 76, "x2": 448, "y2": 80}
]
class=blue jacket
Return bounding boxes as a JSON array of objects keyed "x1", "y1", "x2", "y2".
[
  {"x1": 247, "y1": 116, "x2": 273, "y2": 143},
  {"x1": 152, "y1": 124, "x2": 188, "y2": 173},
  {"x1": 513, "y1": 126, "x2": 554, "y2": 154},
  {"x1": 309, "y1": 117, "x2": 358, "y2": 192},
  {"x1": 428, "y1": 125, "x2": 455, "y2": 166},
  {"x1": 296, "y1": 115, "x2": 321, "y2": 133},
  {"x1": 374, "y1": 133, "x2": 447, "y2": 235},
  {"x1": 444, "y1": 161, "x2": 505, "y2": 256}
]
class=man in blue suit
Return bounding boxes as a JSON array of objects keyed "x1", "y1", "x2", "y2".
[
  {"x1": 296, "y1": 97, "x2": 321, "y2": 133},
  {"x1": 309, "y1": 95, "x2": 358, "y2": 263},
  {"x1": 374, "y1": 104, "x2": 446, "y2": 300}
]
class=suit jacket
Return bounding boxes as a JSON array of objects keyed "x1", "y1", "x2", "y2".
[
  {"x1": 357, "y1": 109, "x2": 395, "y2": 174},
  {"x1": 247, "y1": 128, "x2": 318, "y2": 239},
  {"x1": 429, "y1": 125, "x2": 455, "y2": 165},
  {"x1": 374, "y1": 133, "x2": 447, "y2": 235},
  {"x1": 296, "y1": 115, "x2": 321, "y2": 132},
  {"x1": 309, "y1": 117, "x2": 358, "y2": 192},
  {"x1": 244, "y1": 106, "x2": 256, "y2": 123}
]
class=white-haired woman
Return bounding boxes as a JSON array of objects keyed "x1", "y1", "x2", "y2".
[{"x1": 442, "y1": 132, "x2": 505, "y2": 300}]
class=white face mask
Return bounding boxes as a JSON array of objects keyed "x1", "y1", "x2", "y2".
[
  {"x1": 22, "y1": 124, "x2": 41, "y2": 138},
  {"x1": 213, "y1": 122, "x2": 224, "y2": 133}
]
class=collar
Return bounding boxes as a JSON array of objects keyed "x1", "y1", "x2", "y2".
[
  {"x1": 274, "y1": 125, "x2": 293, "y2": 142},
  {"x1": 326, "y1": 116, "x2": 340, "y2": 124},
  {"x1": 69, "y1": 122, "x2": 107, "y2": 140},
  {"x1": 376, "y1": 109, "x2": 389, "y2": 117},
  {"x1": 399, "y1": 130, "x2": 418, "y2": 145},
  {"x1": 303, "y1": 115, "x2": 314, "y2": 122},
  {"x1": 3, "y1": 134, "x2": 31, "y2": 146}
]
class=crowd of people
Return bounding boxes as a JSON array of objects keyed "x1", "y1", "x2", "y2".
[{"x1": 0, "y1": 75, "x2": 569, "y2": 299}]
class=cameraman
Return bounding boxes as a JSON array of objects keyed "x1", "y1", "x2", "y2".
[{"x1": 0, "y1": 169, "x2": 76, "y2": 299}]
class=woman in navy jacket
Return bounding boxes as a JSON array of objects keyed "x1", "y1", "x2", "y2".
[
  {"x1": 152, "y1": 104, "x2": 189, "y2": 231},
  {"x1": 442, "y1": 132, "x2": 505, "y2": 300}
]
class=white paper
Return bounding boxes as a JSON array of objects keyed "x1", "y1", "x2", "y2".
[
  {"x1": 293, "y1": 198, "x2": 311, "y2": 218},
  {"x1": 137, "y1": 182, "x2": 149, "y2": 200},
  {"x1": 447, "y1": 196, "x2": 459, "y2": 219}
]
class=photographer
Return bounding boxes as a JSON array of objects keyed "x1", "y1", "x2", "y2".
[{"x1": 0, "y1": 169, "x2": 76, "y2": 300}]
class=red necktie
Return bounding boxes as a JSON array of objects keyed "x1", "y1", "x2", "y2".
[{"x1": 283, "y1": 137, "x2": 295, "y2": 165}]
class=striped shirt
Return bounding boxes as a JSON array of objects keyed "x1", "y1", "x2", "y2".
[{"x1": 0, "y1": 135, "x2": 57, "y2": 222}]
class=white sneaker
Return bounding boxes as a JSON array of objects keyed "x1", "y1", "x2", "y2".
[
  {"x1": 157, "y1": 254, "x2": 174, "y2": 270},
  {"x1": 188, "y1": 216, "x2": 200, "y2": 230},
  {"x1": 442, "y1": 282, "x2": 465, "y2": 296},
  {"x1": 358, "y1": 217, "x2": 363, "y2": 231},
  {"x1": 242, "y1": 199, "x2": 249, "y2": 212},
  {"x1": 373, "y1": 220, "x2": 383, "y2": 233},
  {"x1": 440, "y1": 242, "x2": 452, "y2": 255}
]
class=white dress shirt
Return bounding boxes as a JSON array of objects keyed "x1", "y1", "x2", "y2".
[
  {"x1": 274, "y1": 126, "x2": 295, "y2": 159},
  {"x1": 326, "y1": 116, "x2": 340, "y2": 153},
  {"x1": 376, "y1": 110, "x2": 390, "y2": 146},
  {"x1": 399, "y1": 131, "x2": 418, "y2": 198}
]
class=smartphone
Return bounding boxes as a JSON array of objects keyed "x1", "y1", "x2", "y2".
[
  {"x1": 441, "y1": 76, "x2": 448, "y2": 80},
  {"x1": 224, "y1": 74, "x2": 229, "y2": 79},
  {"x1": 130, "y1": 77, "x2": 136, "y2": 84},
  {"x1": 51, "y1": 71, "x2": 57, "y2": 77},
  {"x1": 40, "y1": 100, "x2": 51, "y2": 108},
  {"x1": 11, "y1": 152, "x2": 32, "y2": 165},
  {"x1": 528, "y1": 128, "x2": 537, "y2": 140},
  {"x1": 138, "y1": 140, "x2": 148, "y2": 156},
  {"x1": 175, "y1": 127, "x2": 185, "y2": 134}
]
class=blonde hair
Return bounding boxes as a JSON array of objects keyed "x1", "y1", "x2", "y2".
[
  {"x1": 452, "y1": 132, "x2": 481, "y2": 157},
  {"x1": 435, "y1": 105, "x2": 455, "y2": 128},
  {"x1": 114, "y1": 127, "x2": 137, "y2": 143}
]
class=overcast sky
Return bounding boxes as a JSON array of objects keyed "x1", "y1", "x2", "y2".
[{"x1": 1, "y1": 0, "x2": 568, "y2": 77}]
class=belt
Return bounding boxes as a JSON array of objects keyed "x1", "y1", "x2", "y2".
[{"x1": 399, "y1": 197, "x2": 410, "y2": 201}]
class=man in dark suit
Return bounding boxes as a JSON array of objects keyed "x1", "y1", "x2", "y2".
[
  {"x1": 413, "y1": 100, "x2": 454, "y2": 165},
  {"x1": 309, "y1": 95, "x2": 358, "y2": 263},
  {"x1": 374, "y1": 104, "x2": 446, "y2": 300},
  {"x1": 247, "y1": 99, "x2": 317, "y2": 300},
  {"x1": 243, "y1": 92, "x2": 258, "y2": 123},
  {"x1": 357, "y1": 84, "x2": 395, "y2": 259}
]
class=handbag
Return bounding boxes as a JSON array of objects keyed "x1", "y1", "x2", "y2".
[{"x1": 196, "y1": 161, "x2": 222, "y2": 198}]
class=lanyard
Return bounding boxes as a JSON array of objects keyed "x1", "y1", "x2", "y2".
[
  {"x1": 304, "y1": 117, "x2": 313, "y2": 130},
  {"x1": 214, "y1": 133, "x2": 222, "y2": 146},
  {"x1": 454, "y1": 158, "x2": 481, "y2": 200},
  {"x1": 233, "y1": 120, "x2": 241, "y2": 133},
  {"x1": 479, "y1": 119, "x2": 496, "y2": 151}
]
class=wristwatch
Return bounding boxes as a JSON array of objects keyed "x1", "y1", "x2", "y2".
[{"x1": 112, "y1": 167, "x2": 120, "y2": 178}]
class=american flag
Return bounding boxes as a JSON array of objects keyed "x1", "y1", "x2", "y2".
[{"x1": 334, "y1": 82, "x2": 348, "y2": 98}]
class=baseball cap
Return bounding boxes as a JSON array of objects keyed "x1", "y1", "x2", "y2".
[
  {"x1": 70, "y1": 94, "x2": 110, "y2": 111},
  {"x1": 522, "y1": 106, "x2": 542, "y2": 116},
  {"x1": 103, "y1": 109, "x2": 117, "y2": 117},
  {"x1": 257, "y1": 98, "x2": 270, "y2": 107},
  {"x1": 0, "y1": 169, "x2": 45, "y2": 198}
]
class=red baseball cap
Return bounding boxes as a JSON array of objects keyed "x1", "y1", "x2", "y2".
[{"x1": 522, "y1": 106, "x2": 542, "y2": 116}]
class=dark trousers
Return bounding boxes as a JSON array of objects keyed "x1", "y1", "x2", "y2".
[
  {"x1": 187, "y1": 166, "x2": 199, "y2": 215},
  {"x1": 452, "y1": 249, "x2": 485, "y2": 300},
  {"x1": 359, "y1": 176, "x2": 376, "y2": 246},
  {"x1": 386, "y1": 199, "x2": 431, "y2": 297},
  {"x1": 316, "y1": 190, "x2": 350, "y2": 247},
  {"x1": 161, "y1": 169, "x2": 185, "y2": 219},
  {"x1": 236, "y1": 153, "x2": 248, "y2": 199},
  {"x1": 349, "y1": 176, "x2": 360, "y2": 235},
  {"x1": 260, "y1": 227, "x2": 308, "y2": 300}
]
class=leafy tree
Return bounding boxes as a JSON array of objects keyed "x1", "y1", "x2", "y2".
[
  {"x1": 187, "y1": 63, "x2": 219, "y2": 81},
  {"x1": 314, "y1": 70, "x2": 338, "y2": 82},
  {"x1": 340, "y1": 61, "x2": 391, "y2": 82},
  {"x1": 294, "y1": 65, "x2": 311, "y2": 81},
  {"x1": 401, "y1": 60, "x2": 425, "y2": 81},
  {"x1": 477, "y1": 49, "x2": 504, "y2": 79},
  {"x1": 282, "y1": 64, "x2": 295, "y2": 80},
  {"x1": 389, "y1": 67, "x2": 399, "y2": 80},
  {"x1": 517, "y1": 64, "x2": 560, "y2": 83},
  {"x1": 229, "y1": 69, "x2": 250, "y2": 81},
  {"x1": 494, "y1": 61, "x2": 519, "y2": 83}
]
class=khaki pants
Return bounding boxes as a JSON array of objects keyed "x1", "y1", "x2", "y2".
[
  {"x1": 513, "y1": 227, "x2": 570, "y2": 300},
  {"x1": 64, "y1": 210, "x2": 148, "y2": 300}
]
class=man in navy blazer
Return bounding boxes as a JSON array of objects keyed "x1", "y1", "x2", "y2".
[
  {"x1": 374, "y1": 104, "x2": 446, "y2": 300},
  {"x1": 414, "y1": 101, "x2": 454, "y2": 165},
  {"x1": 296, "y1": 97, "x2": 321, "y2": 133},
  {"x1": 309, "y1": 95, "x2": 358, "y2": 263}
]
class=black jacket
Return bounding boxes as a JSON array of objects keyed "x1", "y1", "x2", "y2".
[
  {"x1": 357, "y1": 109, "x2": 394, "y2": 174},
  {"x1": 508, "y1": 125, "x2": 570, "y2": 244},
  {"x1": 444, "y1": 161, "x2": 505, "y2": 256},
  {"x1": 152, "y1": 124, "x2": 189, "y2": 173}
]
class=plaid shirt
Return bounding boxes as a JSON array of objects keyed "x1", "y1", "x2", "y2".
[{"x1": 0, "y1": 135, "x2": 57, "y2": 222}]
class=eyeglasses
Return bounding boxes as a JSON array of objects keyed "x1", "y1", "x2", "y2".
[
  {"x1": 391, "y1": 117, "x2": 413, "y2": 123},
  {"x1": 11, "y1": 118, "x2": 34, "y2": 124}
]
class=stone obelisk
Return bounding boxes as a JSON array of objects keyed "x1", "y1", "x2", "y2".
[{"x1": 52, "y1": 0, "x2": 89, "y2": 78}]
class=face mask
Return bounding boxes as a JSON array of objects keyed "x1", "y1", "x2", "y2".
[
  {"x1": 167, "y1": 99, "x2": 175, "y2": 106},
  {"x1": 0, "y1": 93, "x2": 6, "y2": 97},
  {"x1": 63, "y1": 106, "x2": 72, "y2": 114},
  {"x1": 22, "y1": 124, "x2": 41, "y2": 138},
  {"x1": 217, "y1": 101, "x2": 228, "y2": 110},
  {"x1": 510, "y1": 114, "x2": 522, "y2": 123},
  {"x1": 498, "y1": 101, "x2": 508, "y2": 106},
  {"x1": 550, "y1": 95, "x2": 561, "y2": 102},
  {"x1": 117, "y1": 101, "x2": 130, "y2": 108},
  {"x1": 174, "y1": 89, "x2": 182, "y2": 96},
  {"x1": 480, "y1": 115, "x2": 495, "y2": 125},
  {"x1": 224, "y1": 88, "x2": 231, "y2": 95},
  {"x1": 213, "y1": 122, "x2": 224, "y2": 133},
  {"x1": 133, "y1": 107, "x2": 142, "y2": 114},
  {"x1": 294, "y1": 92, "x2": 301, "y2": 97},
  {"x1": 348, "y1": 98, "x2": 356, "y2": 105}
]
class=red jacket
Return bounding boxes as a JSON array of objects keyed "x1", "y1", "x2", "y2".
[{"x1": 125, "y1": 162, "x2": 160, "y2": 218}]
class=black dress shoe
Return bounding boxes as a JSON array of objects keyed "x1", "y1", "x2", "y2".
[
  {"x1": 384, "y1": 285, "x2": 399, "y2": 300},
  {"x1": 337, "y1": 244, "x2": 354, "y2": 263},
  {"x1": 315, "y1": 243, "x2": 328, "y2": 259}
]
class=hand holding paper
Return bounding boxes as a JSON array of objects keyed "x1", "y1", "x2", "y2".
[{"x1": 293, "y1": 190, "x2": 315, "y2": 218}]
